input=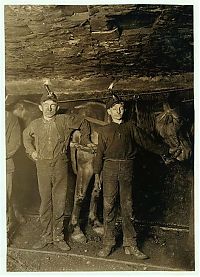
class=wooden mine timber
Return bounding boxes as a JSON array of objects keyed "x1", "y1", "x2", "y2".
[{"x1": 5, "y1": 72, "x2": 193, "y2": 104}]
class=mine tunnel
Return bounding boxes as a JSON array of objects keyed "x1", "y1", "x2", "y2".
[{"x1": 4, "y1": 4, "x2": 194, "y2": 272}]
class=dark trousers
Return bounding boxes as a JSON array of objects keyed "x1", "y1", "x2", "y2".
[
  {"x1": 102, "y1": 160, "x2": 137, "y2": 247},
  {"x1": 36, "y1": 156, "x2": 68, "y2": 242}
]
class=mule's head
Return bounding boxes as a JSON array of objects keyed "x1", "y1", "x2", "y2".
[{"x1": 155, "y1": 103, "x2": 192, "y2": 161}]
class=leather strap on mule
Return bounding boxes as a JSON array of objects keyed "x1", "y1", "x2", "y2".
[{"x1": 70, "y1": 142, "x2": 97, "y2": 154}]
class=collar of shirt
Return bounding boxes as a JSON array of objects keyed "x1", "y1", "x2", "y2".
[
  {"x1": 110, "y1": 120, "x2": 124, "y2": 126},
  {"x1": 42, "y1": 117, "x2": 56, "y2": 124},
  {"x1": 110, "y1": 122, "x2": 124, "y2": 130}
]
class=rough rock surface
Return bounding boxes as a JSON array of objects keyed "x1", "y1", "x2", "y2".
[{"x1": 5, "y1": 5, "x2": 193, "y2": 96}]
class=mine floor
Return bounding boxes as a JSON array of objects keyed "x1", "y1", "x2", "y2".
[{"x1": 7, "y1": 215, "x2": 194, "y2": 272}]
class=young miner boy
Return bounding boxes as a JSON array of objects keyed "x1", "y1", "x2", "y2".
[
  {"x1": 23, "y1": 91, "x2": 93, "y2": 250},
  {"x1": 94, "y1": 94, "x2": 169, "y2": 259}
]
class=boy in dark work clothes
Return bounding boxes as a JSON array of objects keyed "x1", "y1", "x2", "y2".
[
  {"x1": 23, "y1": 91, "x2": 93, "y2": 251},
  {"x1": 93, "y1": 95, "x2": 169, "y2": 259}
]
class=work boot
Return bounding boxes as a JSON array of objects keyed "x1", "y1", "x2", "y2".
[
  {"x1": 124, "y1": 246, "x2": 148, "y2": 260},
  {"x1": 32, "y1": 239, "x2": 51, "y2": 249},
  {"x1": 54, "y1": 240, "x2": 71, "y2": 251},
  {"x1": 98, "y1": 245, "x2": 114, "y2": 257}
]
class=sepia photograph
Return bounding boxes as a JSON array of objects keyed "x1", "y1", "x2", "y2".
[{"x1": 2, "y1": 2, "x2": 197, "y2": 273}]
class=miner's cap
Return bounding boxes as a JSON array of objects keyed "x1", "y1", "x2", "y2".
[
  {"x1": 106, "y1": 94, "x2": 124, "y2": 109},
  {"x1": 40, "y1": 91, "x2": 58, "y2": 103}
]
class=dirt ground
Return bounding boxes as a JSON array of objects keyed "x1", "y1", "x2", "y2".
[{"x1": 7, "y1": 215, "x2": 194, "y2": 272}]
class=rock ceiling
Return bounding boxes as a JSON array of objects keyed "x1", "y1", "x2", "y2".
[{"x1": 5, "y1": 5, "x2": 193, "y2": 99}]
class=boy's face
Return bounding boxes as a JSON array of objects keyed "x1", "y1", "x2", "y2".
[
  {"x1": 107, "y1": 103, "x2": 124, "y2": 121},
  {"x1": 39, "y1": 99, "x2": 59, "y2": 119}
]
